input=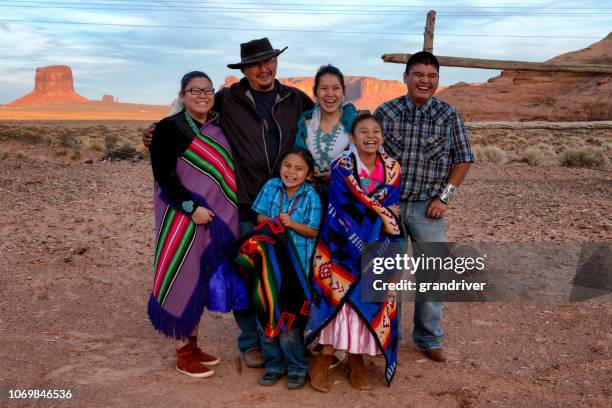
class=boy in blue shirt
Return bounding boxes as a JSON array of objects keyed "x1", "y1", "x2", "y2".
[{"x1": 251, "y1": 147, "x2": 322, "y2": 389}]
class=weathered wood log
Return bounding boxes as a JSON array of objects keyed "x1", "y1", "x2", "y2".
[
  {"x1": 423, "y1": 10, "x2": 436, "y2": 53},
  {"x1": 466, "y1": 121, "x2": 612, "y2": 130},
  {"x1": 382, "y1": 54, "x2": 612, "y2": 74}
]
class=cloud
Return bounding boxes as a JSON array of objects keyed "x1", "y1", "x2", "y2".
[{"x1": 0, "y1": 0, "x2": 608, "y2": 104}]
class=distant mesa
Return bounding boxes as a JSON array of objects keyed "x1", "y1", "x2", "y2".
[
  {"x1": 437, "y1": 33, "x2": 612, "y2": 121},
  {"x1": 221, "y1": 75, "x2": 415, "y2": 112},
  {"x1": 9, "y1": 65, "x2": 88, "y2": 105},
  {"x1": 101, "y1": 94, "x2": 117, "y2": 103}
]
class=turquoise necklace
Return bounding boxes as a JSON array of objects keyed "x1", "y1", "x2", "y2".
[{"x1": 313, "y1": 122, "x2": 340, "y2": 170}]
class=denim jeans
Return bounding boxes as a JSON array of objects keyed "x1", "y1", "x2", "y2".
[
  {"x1": 399, "y1": 199, "x2": 445, "y2": 350},
  {"x1": 260, "y1": 327, "x2": 308, "y2": 376},
  {"x1": 233, "y1": 219, "x2": 265, "y2": 353}
]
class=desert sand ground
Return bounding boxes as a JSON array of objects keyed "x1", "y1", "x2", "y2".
[{"x1": 0, "y1": 121, "x2": 610, "y2": 408}]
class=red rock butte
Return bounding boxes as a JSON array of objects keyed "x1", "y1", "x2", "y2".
[
  {"x1": 10, "y1": 65, "x2": 88, "y2": 105},
  {"x1": 437, "y1": 33, "x2": 612, "y2": 121},
  {"x1": 221, "y1": 75, "x2": 424, "y2": 112},
  {"x1": 101, "y1": 95, "x2": 117, "y2": 103}
]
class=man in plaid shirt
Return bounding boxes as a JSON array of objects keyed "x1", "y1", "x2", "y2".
[{"x1": 375, "y1": 51, "x2": 474, "y2": 363}]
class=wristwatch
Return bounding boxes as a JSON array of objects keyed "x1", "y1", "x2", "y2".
[
  {"x1": 438, "y1": 183, "x2": 458, "y2": 205},
  {"x1": 181, "y1": 200, "x2": 197, "y2": 215}
]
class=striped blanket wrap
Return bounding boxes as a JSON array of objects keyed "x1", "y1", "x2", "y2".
[
  {"x1": 235, "y1": 219, "x2": 311, "y2": 338},
  {"x1": 305, "y1": 150, "x2": 402, "y2": 385},
  {"x1": 148, "y1": 111, "x2": 247, "y2": 339}
]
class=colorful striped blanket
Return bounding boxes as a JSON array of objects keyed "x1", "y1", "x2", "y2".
[
  {"x1": 305, "y1": 150, "x2": 402, "y2": 385},
  {"x1": 235, "y1": 219, "x2": 311, "y2": 338},
  {"x1": 148, "y1": 111, "x2": 247, "y2": 339}
]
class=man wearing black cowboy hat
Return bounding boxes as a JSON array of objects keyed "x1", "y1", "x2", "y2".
[
  {"x1": 143, "y1": 37, "x2": 313, "y2": 370},
  {"x1": 218, "y1": 36, "x2": 313, "y2": 373}
]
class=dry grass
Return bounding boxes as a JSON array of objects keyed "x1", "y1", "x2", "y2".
[
  {"x1": 523, "y1": 143, "x2": 556, "y2": 166},
  {"x1": 473, "y1": 144, "x2": 506, "y2": 163},
  {"x1": 0, "y1": 121, "x2": 148, "y2": 161},
  {"x1": 560, "y1": 147, "x2": 609, "y2": 169}
]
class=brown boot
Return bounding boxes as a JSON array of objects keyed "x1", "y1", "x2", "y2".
[
  {"x1": 309, "y1": 353, "x2": 333, "y2": 392},
  {"x1": 346, "y1": 354, "x2": 372, "y2": 390},
  {"x1": 176, "y1": 343, "x2": 214, "y2": 378},
  {"x1": 189, "y1": 336, "x2": 220, "y2": 366}
]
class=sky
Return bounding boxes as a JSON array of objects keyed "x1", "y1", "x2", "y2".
[{"x1": 0, "y1": 0, "x2": 609, "y2": 105}]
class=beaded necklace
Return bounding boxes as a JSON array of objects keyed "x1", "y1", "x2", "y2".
[{"x1": 312, "y1": 121, "x2": 341, "y2": 170}]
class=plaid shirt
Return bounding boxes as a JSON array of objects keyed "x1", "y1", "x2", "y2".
[
  {"x1": 375, "y1": 95, "x2": 474, "y2": 201},
  {"x1": 252, "y1": 178, "x2": 322, "y2": 274}
]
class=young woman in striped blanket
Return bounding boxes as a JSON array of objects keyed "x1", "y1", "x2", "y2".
[{"x1": 147, "y1": 71, "x2": 248, "y2": 378}]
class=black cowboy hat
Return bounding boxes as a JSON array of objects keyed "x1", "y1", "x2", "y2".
[{"x1": 227, "y1": 37, "x2": 288, "y2": 69}]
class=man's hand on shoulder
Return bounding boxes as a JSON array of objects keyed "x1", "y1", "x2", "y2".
[{"x1": 142, "y1": 122, "x2": 157, "y2": 148}]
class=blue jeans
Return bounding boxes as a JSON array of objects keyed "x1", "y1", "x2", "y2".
[
  {"x1": 400, "y1": 199, "x2": 445, "y2": 350},
  {"x1": 260, "y1": 327, "x2": 308, "y2": 376},
  {"x1": 233, "y1": 219, "x2": 265, "y2": 353}
]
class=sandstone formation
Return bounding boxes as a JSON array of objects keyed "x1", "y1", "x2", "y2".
[
  {"x1": 220, "y1": 75, "x2": 240, "y2": 89},
  {"x1": 101, "y1": 95, "x2": 117, "y2": 103},
  {"x1": 437, "y1": 34, "x2": 612, "y2": 121},
  {"x1": 280, "y1": 76, "x2": 410, "y2": 112},
  {"x1": 10, "y1": 65, "x2": 88, "y2": 105},
  {"x1": 221, "y1": 75, "x2": 414, "y2": 111}
]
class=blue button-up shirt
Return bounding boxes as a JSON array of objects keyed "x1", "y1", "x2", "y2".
[
  {"x1": 375, "y1": 96, "x2": 474, "y2": 201},
  {"x1": 252, "y1": 178, "x2": 322, "y2": 274}
]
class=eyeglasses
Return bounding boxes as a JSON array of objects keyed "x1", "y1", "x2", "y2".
[
  {"x1": 184, "y1": 87, "x2": 215, "y2": 96},
  {"x1": 244, "y1": 57, "x2": 276, "y2": 69},
  {"x1": 412, "y1": 73, "x2": 439, "y2": 79}
]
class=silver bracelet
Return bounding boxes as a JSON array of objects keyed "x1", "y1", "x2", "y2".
[{"x1": 438, "y1": 183, "x2": 458, "y2": 204}]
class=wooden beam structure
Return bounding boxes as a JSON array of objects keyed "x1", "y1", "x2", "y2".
[
  {"x1": 382, "y1": 53, "x2": 612, "y2": 74},
  {"x1": 423, "y1": 10, "x2": 436, "y2": 52},
  {"x1": 466, "y1": 121, "x2": 612, "y2": 130}
]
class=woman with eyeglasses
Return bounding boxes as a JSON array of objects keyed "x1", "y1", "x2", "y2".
[{"x1": 147, "y1": 71, "x2": 248, "y2": 378}]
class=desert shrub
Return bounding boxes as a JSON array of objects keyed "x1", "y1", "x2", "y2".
[
  {"x1": 70, "y1": 147, "x2": 81, "y2": 160},
  {"x1": 560, "y1": 147, "x2": 608, "y2": 169},
  {"x1": 473, "y1": 144, "x2": 506, "y2": 163},
  {"x1": 104, "y1": 133, "x2": 119, "y2": 152},
  {"x1": 88, "y1": 140, "x2": 104, "y2": 151},
  {"x1": 600, "y1": 140, "x2": 612, "y2": 153},
  {"x1": 58, "y1": 129, "x2": 79, "y2": 148},
  {"x1": 523, "y1": 143, "x2": 555, "y2": 166},
  {"x1": 0, "y1": 126, "x2": 44, "y2": 144},
  {"x1": 103, "y1": 141, "x2": 145, "y2": 161}
]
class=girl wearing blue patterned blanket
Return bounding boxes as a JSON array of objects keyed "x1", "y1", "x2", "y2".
[{"x1": 306, "y1": 114, "x2": 402, "y2": 392}]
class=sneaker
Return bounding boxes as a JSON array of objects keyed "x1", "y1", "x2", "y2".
[
  {"x1": 176, "y1": 344, "x2": 214, "y2": 378},
  {"x1": 259, "y1": 371, "x2": 283, "y2": 386},
  {"x1": 188, "y1": 336, "x2": 220, "y2": 366},
  {"x1": 287, "y1": 374, "x2": 307, "y2": 389},
  {"x1": 243, "y1": 349, "x2": 265, "y2": 368}
]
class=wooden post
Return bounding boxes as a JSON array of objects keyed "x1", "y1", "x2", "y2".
[{"x1": 423, "y1": 10, "x2": 436, "y2": 52}]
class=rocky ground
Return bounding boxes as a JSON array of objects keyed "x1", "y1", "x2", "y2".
[{"x1": 0, "y1": 136, "x2": 610, "y2": 408}]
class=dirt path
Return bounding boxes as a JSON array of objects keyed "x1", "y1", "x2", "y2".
[{"x1": 0, "y1": 140, "x2": 610, "y2": 408}]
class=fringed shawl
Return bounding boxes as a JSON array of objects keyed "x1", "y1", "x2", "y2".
[
  {"x1": 305, "y1": 150, "x2": 402, "y2": 385},
  {"x1": 148, "y1": 111, "x2": 247, "y2": 339},
  {"x1": 235, "y1": 219, "x2": 312, "y2": 338}
]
